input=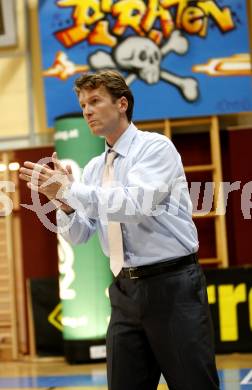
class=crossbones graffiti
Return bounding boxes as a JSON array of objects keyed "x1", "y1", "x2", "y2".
[{"x1": 89, "y1": 30, "x2": 199, "y2": 102}]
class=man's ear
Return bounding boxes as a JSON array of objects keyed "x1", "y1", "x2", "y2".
[{"x1": 118, "y1": 96, "x2": 128, "y2": 114}]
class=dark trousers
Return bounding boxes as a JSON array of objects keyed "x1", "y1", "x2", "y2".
[{"x1": 106, "y1": 262, "x2": 220, "y2": 390}]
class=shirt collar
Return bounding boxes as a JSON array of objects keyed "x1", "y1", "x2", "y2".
[{"x1": 105, "y1": 122, "x2": 137, "y2": 157}]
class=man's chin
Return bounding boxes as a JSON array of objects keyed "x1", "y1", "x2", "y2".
[
  {"x1": 88, "y1": 122, "x2": 108, "y2": 136},
  {"x1": 90, "y1": 126, "x2": 104, "y2": 137},
  {"x1": 89, "y1": 124, "x2": 99, "y2": 132}
]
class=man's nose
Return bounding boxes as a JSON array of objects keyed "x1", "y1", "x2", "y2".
[{"x1": 84, "y1": 104, "x2": 93, "y2": 117}]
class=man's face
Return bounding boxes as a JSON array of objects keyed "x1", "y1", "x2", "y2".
[{"x1": 78, "y1": 85, "x2": 123, "y2": 140}]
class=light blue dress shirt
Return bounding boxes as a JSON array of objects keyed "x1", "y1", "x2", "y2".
[{"x1": 57, "y1": 123, "x2": 198, "y2": 267}]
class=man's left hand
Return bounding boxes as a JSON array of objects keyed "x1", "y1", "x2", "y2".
[{"x1": 19, "y1": 152, "x2": 73, "y2": 201}]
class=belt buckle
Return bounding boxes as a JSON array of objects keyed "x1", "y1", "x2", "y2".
[{"x1": 128, "y1": 267, "x2": 139, "y2": 279}]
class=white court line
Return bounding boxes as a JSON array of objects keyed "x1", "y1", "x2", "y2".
[{"x1": 240, "y1": 369, "x2": 252, "y2": 385}]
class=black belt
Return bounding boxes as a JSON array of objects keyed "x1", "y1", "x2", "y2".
[{"x1": 118, "y1": 253, "x2": 198, "y2": 280}]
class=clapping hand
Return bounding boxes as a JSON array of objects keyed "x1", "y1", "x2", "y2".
[{"x1": 19, "y1": 152, "x2": 74, "y2": 213}]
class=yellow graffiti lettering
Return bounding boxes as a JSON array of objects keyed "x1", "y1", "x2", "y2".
[
  {"x1": 141, "y1": 0, "x2": 174, "y2": 37},
  {"x1": 161, "y1": 0, "x2": 187, "y2": 28},
  {"x1": 56, "y1": 0, "x2": 104, "y2": 46},
  {"x1": 88, "y1": 20, "x2": 117, "y2": 47},
  {"x1": 158, "y1": 0, "x2": 234, "y2": 36},
  {"x1": 57, "y1": 0, "x2": 104, "y2": 25},
  {"x1": 112, "y1": 0, "x2": 146, "y2": 36},
  {"x1": 55, "y1": 25, "x2": 90, "y2": 48},
  {"x1": 181, "y1": 6, "x2": 205, "y2": 35},
  {"x1": 197, "y1": 1, "x2": 234, "y2": 36},
  {"x1": 71, "y1": 0, "x2": 104, "y2": 26},
  {"x1": 218, "y1": 284, "x2": 246, "y2": 342},
  {"x1": 55, "y1": 0, "x2": 235, "y2": 47},
  {"x1": 101, "y1": 0, "x2": 113, "y2": 12}
]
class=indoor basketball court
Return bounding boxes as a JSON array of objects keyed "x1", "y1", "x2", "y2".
[
  {"x1": 0, "y1": 355, "x2": 252, "y2": 389},
  {"x1": 0, "y1": 1, "x2": 252, "y2": 389}
]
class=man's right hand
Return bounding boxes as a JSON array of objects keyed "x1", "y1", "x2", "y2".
[{"x1": 59, "y1": 202, "x2": 74, "y2": 215}]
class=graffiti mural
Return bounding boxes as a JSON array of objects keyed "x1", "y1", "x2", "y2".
[{"x1": 38, "y1": 0, "x2": 252, "y2": 127}]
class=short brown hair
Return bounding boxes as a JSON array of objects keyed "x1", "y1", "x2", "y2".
[{"x1": 74, "y1": 70, "x2": 134, "y2": 122}]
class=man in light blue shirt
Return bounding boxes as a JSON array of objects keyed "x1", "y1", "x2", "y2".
[
  {"x1": 57, "y1": 121, "x2": 199, "y2": 267},
  {"x1": 19, "y1": 70, "x2": 219, "y2": 390}
]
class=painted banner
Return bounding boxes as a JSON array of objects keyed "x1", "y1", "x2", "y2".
[{"x1": 38, "y1": 1, "x2": 252, "y2": 127}]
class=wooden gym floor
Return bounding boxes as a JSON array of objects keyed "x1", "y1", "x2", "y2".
[{"x1": 0, "y1": 353, "x2": 251, "y2": 389}]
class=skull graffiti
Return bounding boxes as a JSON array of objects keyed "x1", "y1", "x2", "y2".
[
  {"x1": 114, "y1": 37, "x2": 161, "y2": 84},
  {"x1": 88, "y1": 30, "x2": 199, "y2": 101}
]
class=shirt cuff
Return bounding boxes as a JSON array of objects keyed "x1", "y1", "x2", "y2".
[
  {"x1": 62, "y1": 182, "x2": 91, "y2": 212},
  {"x1": 61, "y1": 182, "x2": 73, "y2": 202},
  {"x1": 57, "y1": 209, "x2": 76, "y2": 226}
]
